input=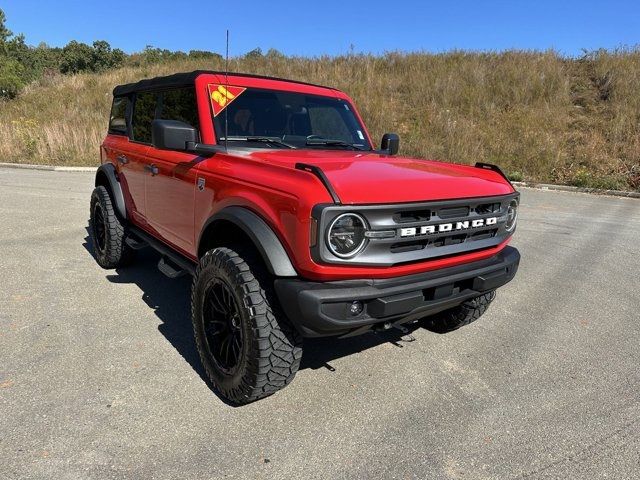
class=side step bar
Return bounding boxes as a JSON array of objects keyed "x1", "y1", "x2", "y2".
[
  {"x1": 125, "y1": 236, "x2": 148, "y2": 250},
  {"x1": 127, "y1": 226, "x2": 197, "y2": 277},
  {"x1": 158, "y1": 257, "x2": 187, "y2": 279}
]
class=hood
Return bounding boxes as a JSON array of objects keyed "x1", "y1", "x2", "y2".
[{"x1": 245, "y1": 149, "x2": 514, "y2": 204}]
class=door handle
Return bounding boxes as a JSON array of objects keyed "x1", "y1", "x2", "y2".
[
  {"x1": 116, "y1": 155, "x2": 129, "y2": 165},
  {"x1": 144, "y1": 164, "x2": 159, "y2": 176}
]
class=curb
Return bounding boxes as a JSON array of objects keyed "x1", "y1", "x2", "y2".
[
  {"x1": 0, "y1": 162, "x2": 97, "y2": 172},
  {"x1": 0, "y1": 162, "x2": 638, "y2": 199},
  {"x1": 512, "y1": 181, "x2": 640, "y2": 199}
]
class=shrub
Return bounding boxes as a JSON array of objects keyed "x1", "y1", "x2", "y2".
[{"x1": 0, "y1": 56, "x2": 24, "y2": 98}]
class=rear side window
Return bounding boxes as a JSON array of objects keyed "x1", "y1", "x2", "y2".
[
  {"x1": 108, "y1": 96, "x2": 129, "y2": 135},
  {"x1": 132, "y1": 91, "x2": 159, "y2": 143},
  {"x1": 159, "y1": 88, "x2": 200, "y2": 132}
]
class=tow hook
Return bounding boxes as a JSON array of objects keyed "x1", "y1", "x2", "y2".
[
  {"x1": 392, "y1": 323, "x2": 416, "y2": 342},
  {"x1": 375, "y1": 322, "x2": 416, "y2": 343}
]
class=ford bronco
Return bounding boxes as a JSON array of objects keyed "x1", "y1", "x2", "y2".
[{"x1": 90, "y1": 71, "x2": 520, "y2": 404}]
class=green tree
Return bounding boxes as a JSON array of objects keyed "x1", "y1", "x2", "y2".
[
  {"x1": 244, "y1": 47, "x2": 263, "y2": 59},
  {"x1": 0, "y1": 8, "x2": 12, "y2": 44},
  {"x1": 59, "y1": 40, "x2": 94, "y2": 73},
  {"x1": 0, "y1": 8, "x2": 26, "y2": 97},
  {"x1": 91, "y1": 40, "x2": 125, "y2": 71},
  {"x1": 0, "y1": 56, "x2": 24, "y2": 98},
  {"x1": 188, "y1": 49, "x2": 222, "y2": 60}
]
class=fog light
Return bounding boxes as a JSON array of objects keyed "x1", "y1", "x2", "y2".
[{"x1": 349, "y1": 301, "x2": 364, "y2": 316}]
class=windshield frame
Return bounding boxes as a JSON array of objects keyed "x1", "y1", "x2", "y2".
[{"x1": 211, "y1": 87, "x2": 373, "y2": 151}]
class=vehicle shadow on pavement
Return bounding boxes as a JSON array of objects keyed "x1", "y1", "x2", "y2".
[
  {"x1": 300, "y1": 327, "x2": 422, "y2": 371},
  {"x1": 83, "y1": 227, "x2": 207, "y2": 384},
  {"x1": 83, "y1": 226, "x2": 424, "y2": 388}
]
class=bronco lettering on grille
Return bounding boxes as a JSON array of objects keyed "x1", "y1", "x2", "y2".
[{"x1": 400, "y1": 217, "x2": 498, "y2": 237}]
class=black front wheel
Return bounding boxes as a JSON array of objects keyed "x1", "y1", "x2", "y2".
[
  {"x1": 89, "y1": 186, "x2": 133, "y2": 269},
  {"x1": 192, "y1": 247, "x2": 303, "y2": 405}
]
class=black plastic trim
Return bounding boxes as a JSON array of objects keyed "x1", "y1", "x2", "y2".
[
  {"x1": 275, "y1": 246, "x2": 520, "y2": 337},
  {"x1": 199, "y1": 207, "x2": 298, "y2": 277},
  {"x1": 113, "y1": 70, "x2": 337, "y2": 96},
  {"x1": 475, "y1": 162, "x2": 514, "y2": 187},
  {"x1": 129, "y1": 226, "x2": 196, "y2": 276},
  {"x1": 295, "y1": 163, "x2": 341, "y2": 204},
  {"x1": 95, "y1": 163, "x2": 127, "y2": 220}
]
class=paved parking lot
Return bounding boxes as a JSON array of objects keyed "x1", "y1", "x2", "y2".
[{"x1": 1, "y1": 168, "x2": 639, "y2": 479}]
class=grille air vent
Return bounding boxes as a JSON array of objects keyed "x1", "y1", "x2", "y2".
[
  {"x1": 438, "y1": 206, "x2": 470, "y2": 219},
  {"x1": 475, "y1": 203, "x2": 501, "y2": 214},
  {"x1": 392, "y1": 209, "x2": 431, "y2": 223}
]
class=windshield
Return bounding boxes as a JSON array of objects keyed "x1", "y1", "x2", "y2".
[{"x1": 212, "y1": 87, "x2": 372, "y2": 150}]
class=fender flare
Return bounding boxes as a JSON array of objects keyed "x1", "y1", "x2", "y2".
[
  {"x1": 201, "y1": 207, "x2": 298, "y2": 277},
  {"x1": 95, "y1": 163, "x2": 127, "y2": 219}
]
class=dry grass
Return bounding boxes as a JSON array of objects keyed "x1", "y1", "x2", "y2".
[{"x1": 1, "y1": 50, "x2": 639, "y2": 190}]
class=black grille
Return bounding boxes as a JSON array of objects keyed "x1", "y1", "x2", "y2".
[{"x1": 390, "y1": 228, "x2": 498, "y2": 253}]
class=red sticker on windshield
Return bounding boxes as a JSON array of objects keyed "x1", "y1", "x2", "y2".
[{"x1": 208, "y1": 84, "x2": 246, "y2": 116}]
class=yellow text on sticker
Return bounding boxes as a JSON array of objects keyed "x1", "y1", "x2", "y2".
[
  {"x1": 207, "y1": 83, "x2": 246, "y2": 116},
  {"x1": 212, "y1": 85, "x2": 236, "y2": 107}
]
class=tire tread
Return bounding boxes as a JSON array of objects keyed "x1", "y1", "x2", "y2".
[
  {"x1": 89, "y1": 185, "x2": 133, "y2": 269},
  {"x1": 191, "y1": 247, "x2": 302, "y2": 405}
]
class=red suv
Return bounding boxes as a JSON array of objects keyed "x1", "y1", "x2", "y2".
[{"x1": 90, "y1": 71, "x2": 520, "y2": 404}]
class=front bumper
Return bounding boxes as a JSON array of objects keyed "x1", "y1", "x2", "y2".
[{"x1": 275, "y1": 246, "x2": 520, "y2": 337}]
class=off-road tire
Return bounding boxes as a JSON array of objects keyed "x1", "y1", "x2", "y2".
[
  {"x1": 423, "y1": 291, "x2": 496, "y2": 333},
  {"x1": 89, "y1": 185, "x2": 133, "y2": 269},
  {"x1": 192, "y1": 247, "x2": 303, "y2": 405}
]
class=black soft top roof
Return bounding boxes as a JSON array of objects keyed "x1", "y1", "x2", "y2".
[{"x1": 112, "y1": 70, "x2": 334, "y2": 96}]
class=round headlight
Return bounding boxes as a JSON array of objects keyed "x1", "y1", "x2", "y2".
[
  {"x1": 327, "y1": 213, "x2": 367, "y2": 258},
  {"x1": 505, "y1": 199, "x2": 518, "y2": 232}
]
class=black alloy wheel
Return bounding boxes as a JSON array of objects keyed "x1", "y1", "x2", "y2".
[{"x1": 202, "y1": 279, "x2": 244, "y2": 374}]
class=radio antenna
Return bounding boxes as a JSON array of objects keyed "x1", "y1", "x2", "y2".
[{"x1": 224, "y1": 29, "x2": 229, "y2": 152}]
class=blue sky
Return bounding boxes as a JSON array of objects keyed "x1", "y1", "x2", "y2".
[{"x1": 3, "y1": 0, "x2": 639, "y2": 56}]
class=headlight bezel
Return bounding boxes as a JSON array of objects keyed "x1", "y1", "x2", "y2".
[
  {"x1": 505, "y1": 199, "x2": 518, "y2": 232},
  {"x1": 326, "y1": 212, "x2": 368, "y2": 258}
]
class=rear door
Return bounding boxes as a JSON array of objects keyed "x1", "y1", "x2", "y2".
[
  {"x1": 144, "y1": 87, "x2": 201, "y2": 254},
  {"x1": 103, "y1": 94, "x2": 150, "y2": 225},
  {"x1": 123, "y1": 91, "x2": 160, "y2": 224}
]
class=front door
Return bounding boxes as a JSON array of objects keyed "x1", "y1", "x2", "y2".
[
  {"x1": 142, "y1": 87, "x2": 202, "y2": 254},
  {"x1": 145, "y1": 150, "x2": 199, "y2": 254}
]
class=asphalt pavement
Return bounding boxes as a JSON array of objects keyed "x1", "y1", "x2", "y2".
[{"x1": 1, "y1": 168, "x2": 639, "y2": 479}]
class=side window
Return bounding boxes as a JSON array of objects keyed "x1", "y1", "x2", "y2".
[
  {"x1": 108, "y1": 96, "x2": 129, "y2": 135},
  {"x1": 159, "y1": 88, "x2": 200, "y2": 133},
  {"x1": 132, "y1": 91, "x2": 159, "y2": 144}
]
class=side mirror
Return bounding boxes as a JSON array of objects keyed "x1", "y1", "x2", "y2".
[
  {"x1": 380, "y1": 133, "x2": 400, "y2": 155},
  {"x1": 152, "y1": 119, "x2": 198, "y2": 151}
]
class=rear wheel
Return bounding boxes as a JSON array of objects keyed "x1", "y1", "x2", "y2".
[
  {"x1": 89, "y1": 186, "x2": 133, "y2": 269},
  {"x1": 192, "y1": 247, "x2": 303, "y2": 405},
  {"x1": 422, "y1": 291, "x2": 496, "y2": 333}
]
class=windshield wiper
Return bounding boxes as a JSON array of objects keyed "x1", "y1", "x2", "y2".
[
  {"x1": 222, "y1": 136, "x2": 296, "y2": 149},
  {"x1": 305, "y1": 139, "x2": 366, "y2": 151}
]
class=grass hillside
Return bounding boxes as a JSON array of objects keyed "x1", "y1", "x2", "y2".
[{"x1": 1, "y1": 50, "x2": 639, "y2": 191}]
